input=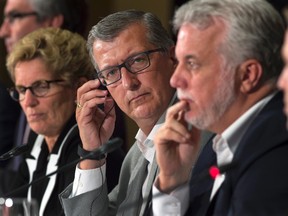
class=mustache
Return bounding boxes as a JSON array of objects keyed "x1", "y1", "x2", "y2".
[{"x1": 177, "y1": 90, "x2": 193, "y2": 101}]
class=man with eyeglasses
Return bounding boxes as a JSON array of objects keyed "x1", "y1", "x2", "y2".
[
  {"x1": 0, "y1": 0, "x2": 88, "y2": 53},
  {"x1": 97, "y1": 48, "x2": 165, "y2": 86},
  {"x1": 59, "y1": 10, "x2": 210, "y2": 216}
]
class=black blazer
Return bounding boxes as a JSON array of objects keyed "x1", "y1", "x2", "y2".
[
  {"x1": 0, "y1": 83, "x2": 21, "y2": 165},
  {"x1": 186, "y1": 92, "x2": 288, "y2": 216}
]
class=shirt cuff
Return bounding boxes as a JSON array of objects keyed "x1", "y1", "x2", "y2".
[
  {"x1": 71, "y1": 163, "x2": 106, "y2": 197},
  {"x1": 152, "y1": 177, "x2": 189, "y2": 216}
]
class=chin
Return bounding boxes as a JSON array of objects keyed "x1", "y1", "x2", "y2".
[
  {"x1": 185, "y1": 115, "x2": 199, "y2": 129},
  {"x1": 29, "y1": 124, "x2": 45, "y2": 135}
]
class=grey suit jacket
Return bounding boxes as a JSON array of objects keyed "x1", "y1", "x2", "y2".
[{"x1": 60, "y1": 140, "x2": 158, "y2": 216}]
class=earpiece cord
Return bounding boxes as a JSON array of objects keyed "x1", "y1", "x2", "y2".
[{"x1": 89, "y1": 101, "x2": 115, "y2": 216}]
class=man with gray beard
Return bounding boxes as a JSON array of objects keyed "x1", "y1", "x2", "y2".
[{"x1": 153, "y1": 0, "x2": 288, "y2": 215}]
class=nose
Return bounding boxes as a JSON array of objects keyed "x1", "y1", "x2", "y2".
[
  {"x1": 278, "y1": 68, "x2": 288, "y2": 90},
  {"x1": 21, "y1": 89, "x2": 38, "y2": 108},
  {"x1": 170, "y1": 62, "x2": 188, "y2": 89},
  {"x1": 121, "y1": 68, "x2": 140, "y2": 90},
  {"x1": 0, "y1": 20, "x2": 10, "y2": 38}
]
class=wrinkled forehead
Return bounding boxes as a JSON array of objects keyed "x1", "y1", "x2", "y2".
[{"x1": 92, "y1": 25, "x2": 155, "y2": 65}]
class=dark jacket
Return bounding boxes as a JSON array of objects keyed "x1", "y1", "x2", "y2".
[{"x1": 186, "y1": 92, "x2": 288, "y2": 216}]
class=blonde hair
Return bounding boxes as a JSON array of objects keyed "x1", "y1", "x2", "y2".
[{"x1": 7, "y1": 27, "x2": 94, "y2": 84}]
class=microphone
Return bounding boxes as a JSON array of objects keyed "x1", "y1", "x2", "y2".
[
  {"x1": 4, "y1": 137, "x2": 123, "y2": 197},
  {"x1": 0, "y1": 144, "x2": 30, "y2": 161},
  {"x1": 208, "y1": 162, "x2": 236, "y2": 179},
  {"x1": 190, "y1": 161, "x2": 237, "y2": 186}
]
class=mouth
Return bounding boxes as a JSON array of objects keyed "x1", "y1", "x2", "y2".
[
  {"x1": 129, "y1": 92, "x2": 150, "y2": 104},
  {"x1": 27, "y1": 113, "x2": 44, "y2": 122},
  {"x1": 177, "y1": 90, "x2": 193, "y2": 101},
  {"x1": 179, "y1": 96, "x2": 194, "y2": 105},
  {"x1": 5, "y1": 40, "x2": 13, "y2": 53}
]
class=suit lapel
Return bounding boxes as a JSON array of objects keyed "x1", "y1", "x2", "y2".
[
  {"x1": 185, "y1": 138, "x2": 217, "y2": 216},
  {"x1": 139, "y1": 154, "x2": 158, "y2": 215},
  {"x1": 117, "y1": 155, "x2": 148, "y2": 216}
]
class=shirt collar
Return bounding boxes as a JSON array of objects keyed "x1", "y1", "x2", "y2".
[
  {"x1": 217, "y1": 91, "x2": 277, "y2": 154},
  {"x1": 135, "y1": 93, "x2": 177, "y2": 163}
]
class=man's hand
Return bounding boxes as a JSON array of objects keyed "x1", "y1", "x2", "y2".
[
  {"x1": 154, "y1": 100, "x2": 201, "y2": 193},
  {"x1": 76, "y1": 79, "x2": 116, "y2": 169}
]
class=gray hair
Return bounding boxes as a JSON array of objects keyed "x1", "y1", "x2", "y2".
[
  {"x1": 87, "y1": 9, "x2": 174, "y2": 71},
  {"x1": 27, "y1": 0, "x2": 88, "y2": 36},
  {"x1": 173, "y1": 0, "x2": 285, "y2": 83}
]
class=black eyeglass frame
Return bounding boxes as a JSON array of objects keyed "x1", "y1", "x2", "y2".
[
  {"x1": 96, "y1": 48, "x2": 165, "y2": 86},
  {"x1": 3, "y1": 11, "x2": 39, "y2": 24},
  {"x1": 8, "y1": 79, "x2": 64, "y2": 101}
]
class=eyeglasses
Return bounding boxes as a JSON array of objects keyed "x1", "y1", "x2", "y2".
[
  {"x1": 8, "y1": 79, "x2": 64, "y2": 101},
  {"x1": 3, "y1": 11, "x2": 39, "y2": 24},
  {"x1": 96, "y1": 48, "x2": 165, "y2": 86}
]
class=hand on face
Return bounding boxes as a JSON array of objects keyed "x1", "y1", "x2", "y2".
[
  {"x1": 154, "y1": 100, "x2": 201, "y2": 192},
  {"x1": 76, "y1": 79, "x2": 116, "y2": 152}
]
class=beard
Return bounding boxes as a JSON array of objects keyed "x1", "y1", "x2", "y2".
[{"x1": 184, "y1": 71, "x2": 236, "y2": 130}]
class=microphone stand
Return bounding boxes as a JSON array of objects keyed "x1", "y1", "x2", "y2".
[{"x1": 4, "y1": 137, "x2": 123, "y2": 198}]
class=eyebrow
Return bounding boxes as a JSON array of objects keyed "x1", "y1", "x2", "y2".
[
  {"x1": 99, "y1": 49, "x2": 147, "y2": 71},
  {"x1": 185, "y1": 54, "x2": 198, "y2": 61},
  {"x1": 16, "y1": 79, "x2": 46, "y2": 87},
  {"x1": 5, "y1": 10, "x2": 22, "y2": 16},
  {"x1": 4, "y1": 10, "x2": 38, "y2": 20}
]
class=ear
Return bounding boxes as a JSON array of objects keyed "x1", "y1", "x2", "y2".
[
  {"x1": 43, "y1": 14, "x2": 64, "y2": 28},
  {"x1": 239, "y1": 59, "x2": 263, "y2": 93},
  {"x1": 50, "y1": 14, "x2": 64, "y2": 28}
]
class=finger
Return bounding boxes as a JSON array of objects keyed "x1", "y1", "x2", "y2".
[
  {"x1": 76, "y1": 80, "x2": 108, "y2": 112},
  {"x1": 155, "y1": 123, "x2": 190, "y2": 146},
  {"x1": 166, "y1": 100, "x2": 189, "y2": 121},
  {"x1": 77, "y1": 80, "x2": 98, "y2": 102},
  {"x1": 163, "y1": 104, "x2": 191, "y2": 140},
  {"x1": 103, "y1": 97, "x2": 116, "y2": 116},
  {"x1": 177, "y1": 109, "x2": 190, "y2": 130}
]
